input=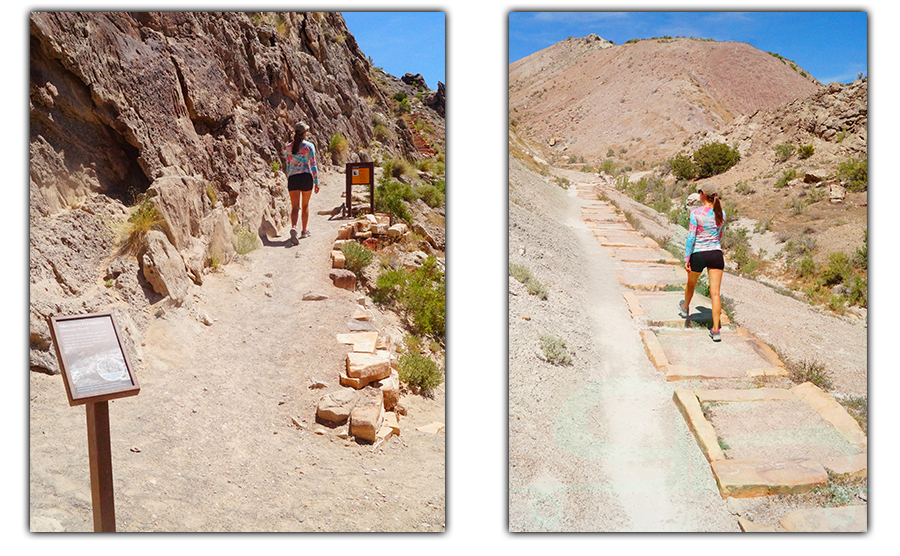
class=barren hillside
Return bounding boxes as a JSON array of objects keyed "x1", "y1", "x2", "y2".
[{"x1": 509, "y1": 36, "x2": 820, "y2": 164}]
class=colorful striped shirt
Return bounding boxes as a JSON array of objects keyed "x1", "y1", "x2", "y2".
[
  {"x1": 685, "y1": 206, "x2": 726, "y2": 263},
  {"x1": 285, "y1": 140, "x2": 319, "y2": 185}
]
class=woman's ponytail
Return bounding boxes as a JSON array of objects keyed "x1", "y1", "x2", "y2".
[
  {"x1": 291, "y1": 130, "x2": 304, "y2": 155},
  {"x1": 713, "y1": 195, "x2": 724, "y2": 227}
]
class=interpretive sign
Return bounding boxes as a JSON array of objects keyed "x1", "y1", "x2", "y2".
[
  {"x1": 345, "y1": 161, "x2": 375, "y2": 216},
  {"x1": 49, "y1": 312, "x2": 140, "y2": 406}
]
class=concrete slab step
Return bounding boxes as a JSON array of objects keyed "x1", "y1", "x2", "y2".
[
  {"x1": 605, "y1": 246, "x2": 679, "y2": 264},
  {"x1": 711, "y1": 458, "x2": 828, "y2": 498},
  {"x1": 623, "y1": 290, "x2": 730, "y2": 327},
  {"x1": 594, "y1": 231, "x2": 659, "y2": 248},
  {"x1": 615, "y1": 261, "x2": 687, "y2": 291},
  {"x1": 642, "y1": 328, "x2": 787, "y2": 381}
]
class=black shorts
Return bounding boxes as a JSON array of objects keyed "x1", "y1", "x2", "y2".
[
  {"x1": 288, "y1": 173, "x2": 314, "y2": 192},
  {"x1": 689, "y1": 250, "x2": 725, "y2": 273}
]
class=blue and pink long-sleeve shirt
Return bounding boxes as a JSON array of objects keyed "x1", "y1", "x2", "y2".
[
  {"x1": 285, "y1": 140, "x2": 319, "y2": 185},
  {"x1": 684, "y1": 206, "x2": 726, "y2": 263}
]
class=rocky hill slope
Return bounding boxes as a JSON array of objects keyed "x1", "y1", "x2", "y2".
[
  {"x1": 509, "y1": 35, "x2": 820, "y2": 164},
  {"x1": 29, "y1": 11, "x2": 445, "y2": 374}
]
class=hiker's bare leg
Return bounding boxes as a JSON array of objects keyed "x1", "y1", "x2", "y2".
[
  {"x1": 684, "y1": 270, "x2": 701, "y2": 311},
  {"x1": 708, "y1": 268, "x2": 724, "y2": 331},
  {"x1": 289, "y1": 190, "x2": 301, "y2": 228},
  {"x1": 301, "y1": 189, "x2": 313, "y2": 232}
]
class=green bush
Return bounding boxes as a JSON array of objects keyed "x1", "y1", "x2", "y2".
[
  {"x1": 852, "y1": 230, "x2": 867, "y2": 270},
  {"x1": 340, "y1": 240, "x2": 374, "y2": 276},
  {"x1": 374, "y1": 256, "x2": 445, "y2": 341},
  {"x1": 788, "y1": 359, "x2": 833, "y2": 391},
  {"x1": 373, "y1": 124, "x2": 391, "y2": 142},
  {"x1": 509, "y1": 263, "x2": 532, "y2": 283},
  {"x1": 775, "y1": 168, "x2": 797, "y2": 188},
  {"x1": 329, "y1": 133, "x2": 349, "y2": 159},
  {"x1": 392, "y1": 91, "x2": 408, "y2": 102},
  {"x1": 837, "y1": 158, "x2": 867, "y2": 192},
  {"x1": 817, "y1": 252, "x2": 852, "y2": 287},
  {"x1": 397, "y1": 351, "x2": 443, "y2": 394},
  {"x1": 538, "y1": 334, "x2": 573, "y2": 366},
  {"x1": 417, "y1": 184, "x2": 445, "y2": 208},
  {"x1": 599, "y1": 159, "x2": 618, "y2": 175},
  {"x1": 798, "y1": 144, "x2": 815, "y2": 159},
  {"x1": 693, "y1": 142, "x2": 740, "y2": 178},
  {"x1": 773, "y1": 143, "x2": 795, "y2": 162},
  {"x1": 123, "y1": 198, "x2": 164, "y2": 253},
  {"x1": 670, "y1": 153, "x2": 697, "y2": 181},
  {"x1": 795, "y1": 255, "x2": 817, "y2": 279},
  {"x1": 374, "y1": 176, "x2": 414, "y2": 222}
]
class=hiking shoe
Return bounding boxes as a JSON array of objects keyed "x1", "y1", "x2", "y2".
[
  {"x1": 290, "y1": 228, "x2": 299, "y2": 245},
  {"x1": 679, "y1": 299, "x2": 689, "y2": 318},
  {"x1": 709, "y1": 328, "x2": 721, "y2": 342},
  {"x1": 300, "y1": 230, "x2": 311, "y2": 239}
]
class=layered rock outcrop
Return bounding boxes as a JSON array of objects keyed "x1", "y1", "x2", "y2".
[{"x1": 29, "y1": 11, "x2": 444, "y2": 373}]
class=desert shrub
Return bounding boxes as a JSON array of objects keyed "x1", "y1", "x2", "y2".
[
  {"x1": 538, "y1": 334, "x2": 573, "y2": 366},
  {"x1": 398, "y1": 98, "x2": 411, "y2": 113},
  {"x1": 670, "y1": 153, "x2": 697, "y2": 181},
  {"x1": 838, "y1": 395, "x2": 867, "y2": 434},
  {"x1": 509, "y1": 263, "x2": 532, "y2": 283},
  {"x1": 374, "y1": 176, "x2": 414, "y2": 223},
  {"x1": 852, "y1": 230, "x2": 867, "y2": 270},
  {"x1": 607, "y1": 148, "x2": 615, "y2": 157},
  {"x1": 795, "y1": 254, "x2": 817, "y2": 279},
  {"x1": 374, "y1": 256, "x2": 445, "y2": 340},
  {"x1": 340, "y1": 240, "x2": 374, "y2": 276},
  {"x1": 790, "y1": 197, "x2": 806, "y2": 216},
  {"x1": 734, "y1": 180, "x2": 754, "y2": 195},
  {"x1": 232, "y1": 224, "x2": 259, "y2": 255},
  {"x1": 417, "y1": 184, "x2": 445, "y2": 208},
  {"x1": 329, "y1": 133, "x2": 349, "y2": 159},
  {"x1": 580, "y1": 165, "x2": 594, "y2": 173},
  {"x1": 599, "y1": 159, "x2": 618, "y2": 175},
  {"x1": 693, "y1": 142, "x2": 740, "y2": 178},
  {"x1": 817, "y1": 252, "x2": 852, "y2": 287},
  {"x1": 397, "y1": 351, "x2": 443, "y2": 394},
  {"x1": 270, "y1": 161, "x2": 280, "y2": 175},
  {"x1": 123, "y1": 198, "x2": 164, "y2": 253},
  {"x1": 773, "y1": 143, "x2": 795, "y2": 163},
  {"x1": 798, "y1": 144, "x2": 815, "y2": 159},
  {"x1": 788, "y1": 359, "x2": 833, "y2": 391},
  {"x1": 206, "y1": 184, "x2": 218, "y2": 207},
  {"x1": 837, "y1": 158, "x2": 867, "y2": 192},
  {"x1": 722, "y1": 227, "x2": 755, "y2": 273},
  {"x1": 509, "y1": 263, "x2": 548, "y2": 300},
  {"x1": 775, "y1": 168, "x2": 797, "y2": 188},
  {"x1": 556, "y1": 176, "x2": 571, "y2": 189},
  {"x1": 373, "y1": 124, "x2": 391, "y2": 142},
  {"x1": 846, "y1": 274, "x2": 867, "y2": 307},
  {"x1": 392, "y1": 91, "x2": 407, "y2": 102},
  {"x1": 784, "y1": 233, "x2": 817, "y2": 257}
]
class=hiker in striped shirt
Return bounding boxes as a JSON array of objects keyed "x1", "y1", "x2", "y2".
[{"x1": 681, "y1": 182, "x2": 726, "y2": 341}]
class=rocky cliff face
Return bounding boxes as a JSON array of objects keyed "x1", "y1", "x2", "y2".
[{"x1": 29, "y1": 11, "x2": 445, "y2": 373}]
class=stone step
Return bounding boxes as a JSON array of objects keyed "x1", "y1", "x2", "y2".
[
  {"x1": 779, "y1": 505, "x2": 867, "y2": 532},
  {"x1": 711, "y1": 458, "x2": 828, "y2": 498},
  {"x1": 615, "y1": 261, "x2": 687, "y2": 291},
  {"x1": 623, "y1": 291, "x2": 730, "y2": 327}
]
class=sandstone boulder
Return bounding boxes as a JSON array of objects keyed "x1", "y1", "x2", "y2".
[
  {"x1": 316, "y1": 389, "x2": 359, "y2": 424},
  {"x1": 346, "y1": 350, "x2": 391, "y2": 383},
  {"x1": 141, "y1": 231, "x2": 193, "y2": 306},
  {"x1": 329, "y1": 269, "x2": 357, "y2": 290},
  {"x1": 350, "y1": 395, "x2": 385, "y2": 443}
]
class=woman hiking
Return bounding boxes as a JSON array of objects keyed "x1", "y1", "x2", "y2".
[
  {"x1": 680, "y1": 182, "x2": 726, "y2": 341},
  {"x1": 284, "y1": 121, "x2": 320, "y2": 245}
]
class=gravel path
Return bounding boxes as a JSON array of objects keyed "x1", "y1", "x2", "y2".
[
  {"x1": 508, "y1": 155, "x2": 737, "y2": 532},
  {"x1": 30, "y1": 170, "x2": 445, "y2": 532}
]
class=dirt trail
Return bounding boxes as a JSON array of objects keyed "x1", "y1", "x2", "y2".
[
  {"x1": 30, "y1": 170, "x2": 445, "y2": 532},
  {"x1": 508, "y1": 156, "x2": 737, "y2": 531}
]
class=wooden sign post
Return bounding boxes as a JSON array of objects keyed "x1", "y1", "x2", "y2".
[
  {"x1": 48, "y1": 312, "x2": 141, "y2": 532},
  {"x1": 345, "y1": 161, "x2": 375, "y2": 217}
]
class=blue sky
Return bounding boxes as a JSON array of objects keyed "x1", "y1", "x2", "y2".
[
  {"x1": 343, "y1": 11, "x2": 445, "y2": 90},
  {"x1": 509, "y1": 11, "x2": 868, "y2": 84}
]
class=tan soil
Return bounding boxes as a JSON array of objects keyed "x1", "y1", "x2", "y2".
[{"x1": 29, "y1": 170, "x2": 445, "y2": 532}]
